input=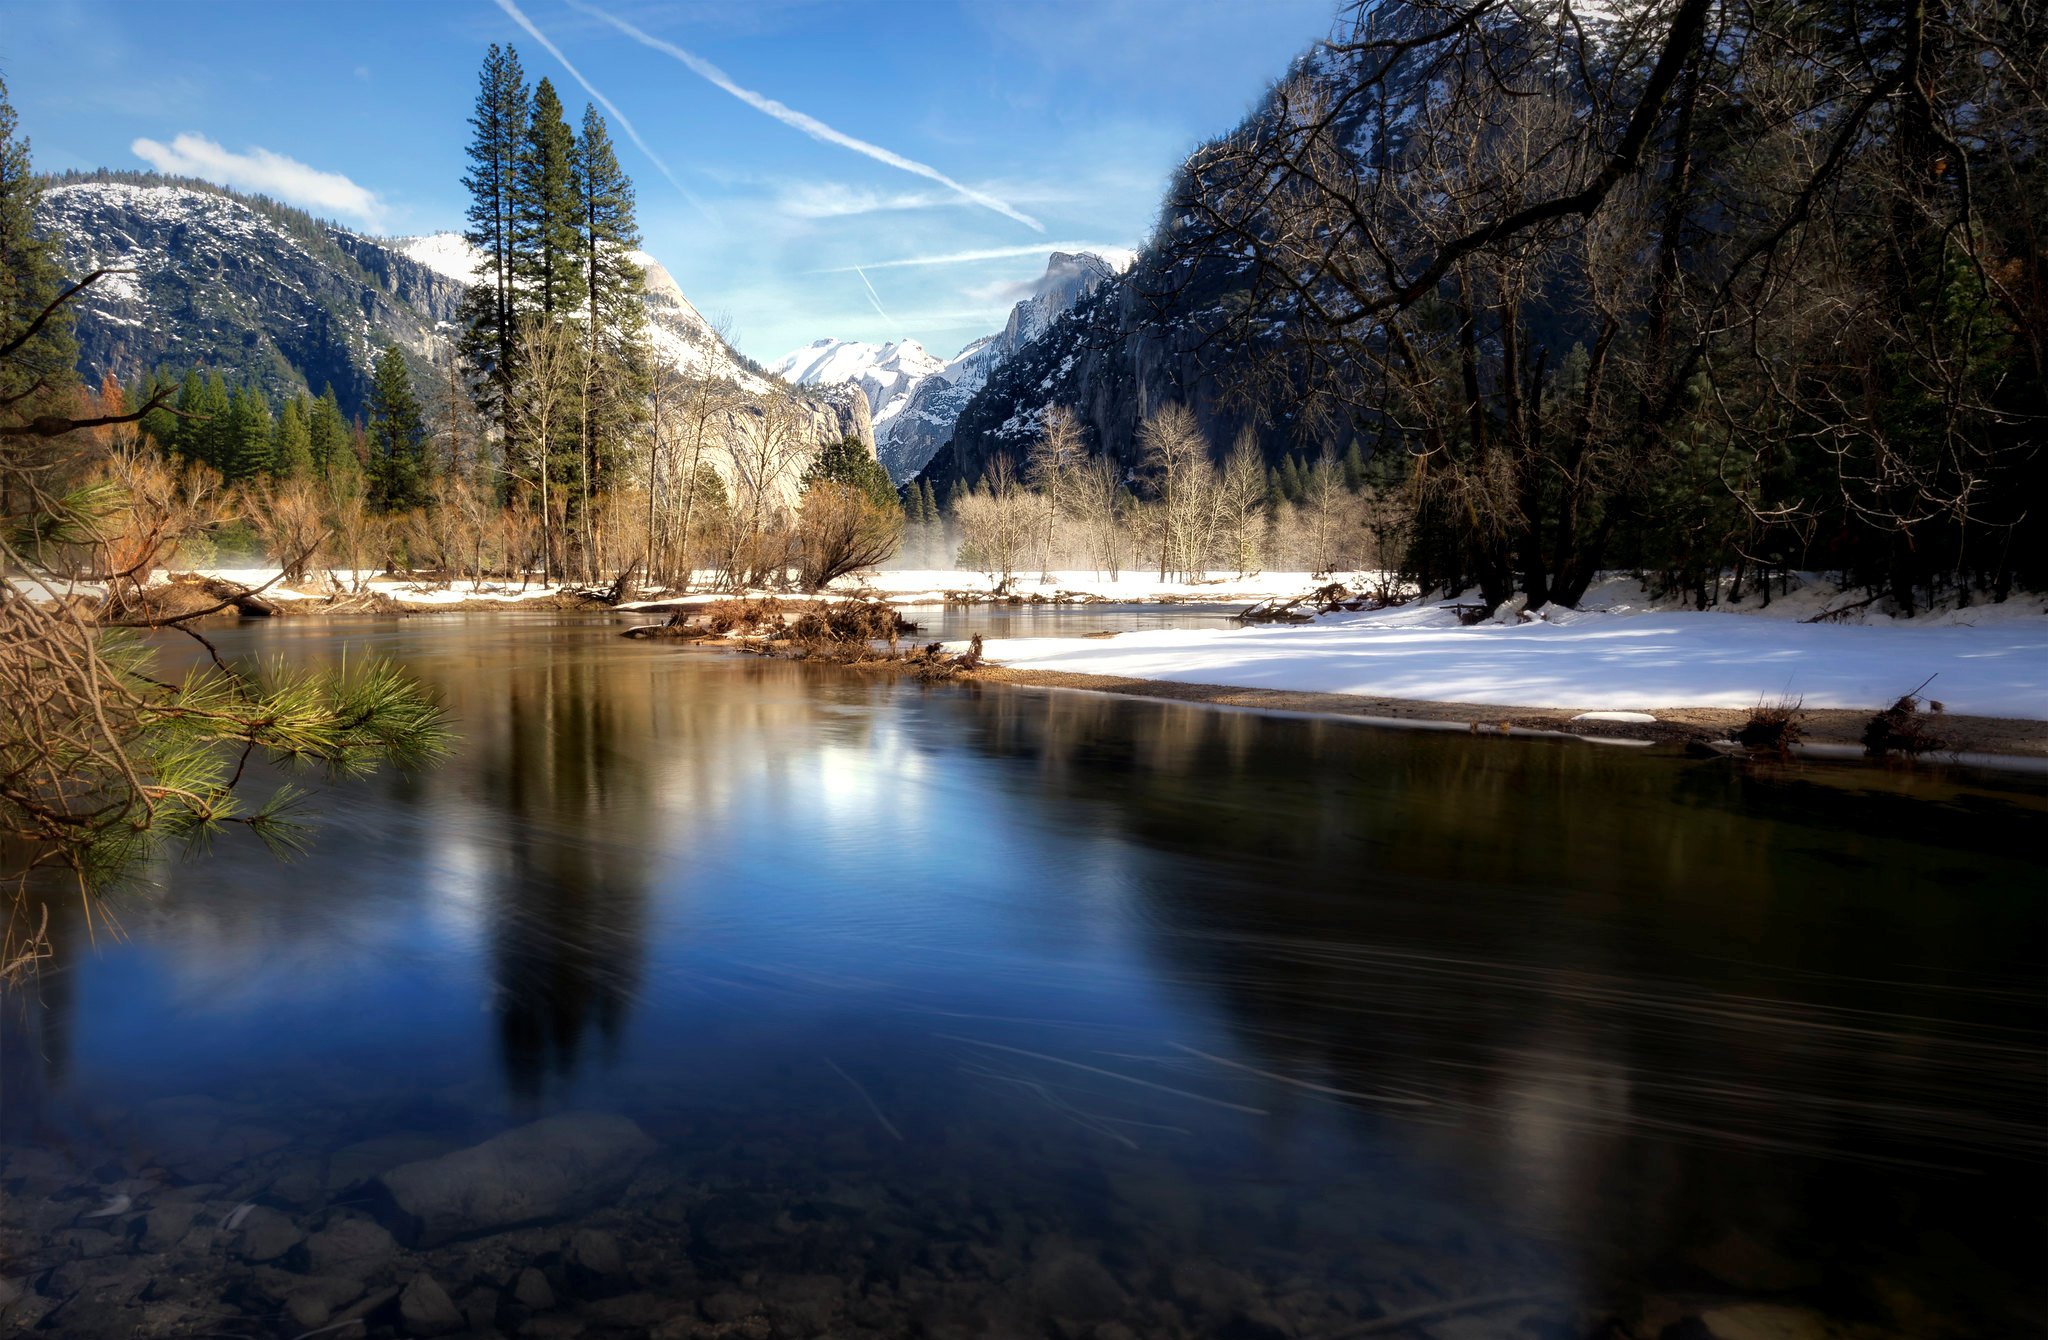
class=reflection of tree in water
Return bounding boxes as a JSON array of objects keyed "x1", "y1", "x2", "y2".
[
  {"x1": 0, "y1": 885, "x2": 78, "y2": 1142},
  {"x1": 946, "y1": 685, "x2": 2048, "y2": 1330},
  {"x1": 472, "y1": 647, "x2": 656, "y2": 1105}
]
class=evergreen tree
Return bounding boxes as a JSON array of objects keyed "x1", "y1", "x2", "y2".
[
  {"x1": 1342, "y1": 442, "x2": 1367, "y2": 493},
  {"x1": 134, "y1": 370, "x2": 179, "y2": 452},
  {"x1": 514, "y1": 79, "x2": 584, "y2": 320},
  {"x1": 175, "y1": 371, "x2": 232, "y2": 471},
  {"x1": 459, "y1": 44, "x2": 529, "y2": 435},
  {"x1": 367, "y1": 346, "x2": 429, "y2": 511},
  {"x1": 572, "y1": 103, "x2": 649, "y2": 499},
  {"x1": 219, "y1": 387, "x2": 274, "y2": 482},
  {"x1": 272, "y1": 395, "x2": 315, "y2": 476},
  {"x1": 803, "y1": 437, "x2": 898, "y2": 511},
  {"x1": 308, "y1": 385, "x2": 348, "y2": 473},
  {"x1": 1279, "y1": 455, "x2": 1306, "y2": 505},
  {"x1": 0, "y1": 73, "x2": 74, "y2": 417}
]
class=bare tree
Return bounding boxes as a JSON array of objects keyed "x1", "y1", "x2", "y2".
[
  {"x1": 1026, "y1": 404, "x2": 1087, "y2": 582},
  {"x1": 1217, "y1": 429, "x2": 1268, "y2": 576},
  {"x1": 509, "y1": 317, "x2": 581, "y2": 585},
  {"x1": 953, "y1": 455, "x2": 1035, "y2": 593},
  {"x1": 1138, "y1": 403, "x2": 1218, "y2": 581}
]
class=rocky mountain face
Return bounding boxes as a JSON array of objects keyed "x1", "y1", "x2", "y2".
[
  {"x1": 775, "y1": 250, "x2": 1125, "y2": 482},
  {"x1": 34, "y1": 174, "x2": 870, "y2": 456},
  {"x1": 914, "y1": 50, "x2": 1397, "y2": 494}
]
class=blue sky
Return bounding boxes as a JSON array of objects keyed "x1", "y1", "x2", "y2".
[{"x1": 2, "y1": 0, "x2": 1339, "y2": 362}]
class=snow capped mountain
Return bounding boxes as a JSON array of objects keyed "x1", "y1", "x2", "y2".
[
  {"x1": 39, "y1": 177, "x2": 466, "y2": 416},
  {"x1": 778, "y1": 249, "x2": 1127, "y2": 481},
  {"x1": 769, "y1": 338, "x2": 944, "y2": 442},
  {"x1": 35, "y1": 180, "x2": 870, "y2": 452}
]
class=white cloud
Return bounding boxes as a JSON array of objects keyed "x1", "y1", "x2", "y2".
[
  {"x1": 778, "y1": 182, "x2": 959, "y2": 219},
  {"x1": 565, "y1": 0, "x2": 1045, "y2": 233},
  {"x1": 131, "y1": 133, "x2": 390, "y2": 229}
]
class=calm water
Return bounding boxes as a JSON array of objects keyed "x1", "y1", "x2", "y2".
[{"x1": 3, "y1": 614, "x2": 2044, "y2": 1339}]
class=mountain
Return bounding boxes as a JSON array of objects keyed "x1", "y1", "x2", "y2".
[
  {"x1": 34, "y1": 172, "x2": 870, "y2": 452},
  {"x1": 913, "y1": 39, "x2": 1434, "y2": 494},
  {"x1": 774, "y1": 249, "x2": 1129, "y2": 482},
  {"x1": 769, "y1": 338, "x2": 944, "y2": 451}
]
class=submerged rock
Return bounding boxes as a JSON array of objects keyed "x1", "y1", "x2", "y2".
[
  {"x1": 398, "y1": 1271, "x2": 464, "y2": 1336},
  {"x1": 303, "y1": 1217, "x2": 399, "y2": 1277},
  {"x1": 234, "y1": 1206, "x2": 304, "y2": 1263},
  {"x1": 368, "y1": 1113, "x2": 656, "y2": 1246}
]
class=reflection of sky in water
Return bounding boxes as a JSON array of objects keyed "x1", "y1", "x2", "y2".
[{"x1": 8, "y1": 613, "x2": 2046, "y2": 1335}]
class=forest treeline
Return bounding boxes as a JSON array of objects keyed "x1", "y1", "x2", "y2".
[{"x1": 1128, "y1": 0, "x2": 2045, "y2": 614}]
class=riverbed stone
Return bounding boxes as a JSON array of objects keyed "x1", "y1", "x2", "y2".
[
  {"x1": 399, "y1": 1271, "x2": 464, "y2": 1336},
  {"x1": 513, "y1": 1266, "x2": 556, "y2": 1310},
  {"x1": 566, "y1": 1227, "x2": 625, "y2": 1286},
  {"x1": 235, "y1": 1205, "x2": 303, "y2": 1262},
  {"x1": 370, "y1": 1113, "x2": 656, "y2": 1246},
  {"x1": 138, "y1": 1202, "x2": 200, "y2": 1251},
  {"x1": 304, "y1": 1217, "x2": 399, "y2": 1277}
]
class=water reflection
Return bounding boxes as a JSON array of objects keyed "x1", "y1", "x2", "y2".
[{"x1": 1, "y1": 614, "x2": 2041, "y2": 1338}]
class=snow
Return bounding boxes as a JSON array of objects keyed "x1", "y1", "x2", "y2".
[
  {"x1": 984, "y1": 599, "x2": 2048, "y2": 719},
  {"x1": 395, "y1": 231, "x2": 482, "y2": 284}
]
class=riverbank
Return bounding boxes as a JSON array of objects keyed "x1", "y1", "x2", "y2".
[
  {"x1": 962, "y1": 665, "x2": 2048, "y2": 761},
  {"x1": 965, "y1": 584, "x2": 2048, "y2": 761}
]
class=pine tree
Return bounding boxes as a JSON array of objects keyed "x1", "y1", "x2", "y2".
[
  {"x1": 514, "y1": 79, "x2": 584, "y2": 321},
  {"x1": 367, "y1": 346, "x2": 429, "y2": 511},
  {"x1": 572, "y1": 104, "x2": 649, "y2": 504},
  {"x1": 176, "y1": 371, "x2": 232, "y2": 471},
  {"x1": 1279, "y1": 455, "x2": 1306, "y2": 505},
  {"x1": 459, "y1": 44, "x2": 529, "y2": 435},
  {"x1": 272, "y1": 395, "x2": 315, "y2": 476},
  {"x1": 1342, "y1": 442, "x2": 1367, "y2": 492},
  {"x1": 308, "y1": 386, "x2": 348, "y2": 474},
  {"x1": 0, "y1": 74, "x2": 74, "y2": 417},
  {"x1": 220, "y1": 387, "x2": 274, "y2": 482},
  {"x1": 134, "y1": 370, "x2": 179, "y2": 452}
]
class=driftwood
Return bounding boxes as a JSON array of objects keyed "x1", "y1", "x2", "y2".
[{"x1": 1239, "y1": 583, "x2": 1384, "y2": 623}]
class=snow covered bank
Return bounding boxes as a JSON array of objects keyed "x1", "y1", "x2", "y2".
[{"x1": 986, "y1": 598, "x2": 2048, "y2": 720}]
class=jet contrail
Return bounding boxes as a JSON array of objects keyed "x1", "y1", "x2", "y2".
[
  {"x1": 490, "y1": 0, "x2": 715, "y2": 221},
  {"x1": 563, "y1": 0, "x2": 1044, "y2": 233},
  {"x1": 852, "y1": 267, "x2": 896, "y2": 327},
  {"x1": 815, "y1": 243, "x2": 1128, "y2": 273}
]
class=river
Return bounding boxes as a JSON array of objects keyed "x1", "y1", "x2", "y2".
[{"x1": 3, "y1": 612, "x2": 2043, "y2": 1338}]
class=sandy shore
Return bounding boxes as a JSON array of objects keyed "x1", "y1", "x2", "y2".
[{"x1": 962, "y1": 665, "x2": 2048, "y2": 763}]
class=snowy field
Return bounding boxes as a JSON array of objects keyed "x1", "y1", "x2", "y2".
[{"x1": 985, "y1": 590, "x2": 2048, "y2": 719}]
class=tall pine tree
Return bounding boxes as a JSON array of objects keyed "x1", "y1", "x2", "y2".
[
  {"x1": 572, "y1": 104, "x2": 649, "y2": 505},
  {"x1": 514, "y1": 79, "x2": 584, "y2": 321},
  {"x1": 459, "y1": 45, "x2": 529, "y2": 438}
]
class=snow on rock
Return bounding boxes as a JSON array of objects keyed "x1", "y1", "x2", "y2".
[
  {"x1": 770, "y1": 338, "x2": 945, "y2": 438},
  {"x1": 986, "y1": 600, "x2": 2048, "y2": 719},
  {"x1": 778, "y1": 250, "x2": 1125, "y2": 481}
]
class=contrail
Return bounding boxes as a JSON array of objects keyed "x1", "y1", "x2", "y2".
[
  {"x1": 564, "y1": 0, "x2": 1044, "y2": 233},
  {"x1": 852, "y1": 266, "x2": 896, "y2": 327},
  {"x1": 815, "y1": 243, "x2": 1128, "y2": 273},
  {"x1": 490, "y1": 0, "x2": 716, "y2": 221}
]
